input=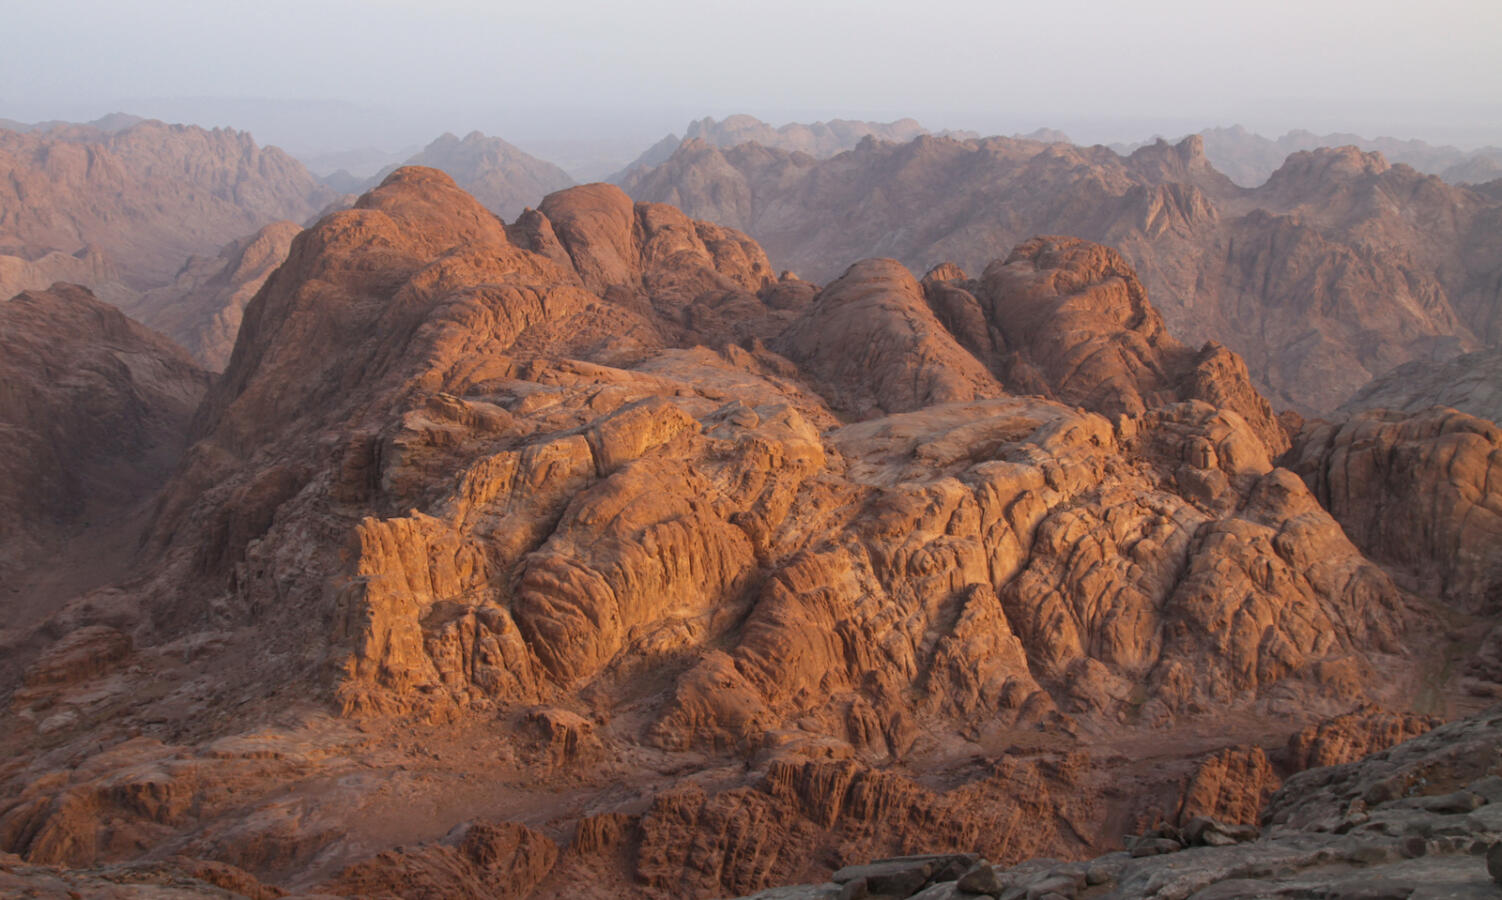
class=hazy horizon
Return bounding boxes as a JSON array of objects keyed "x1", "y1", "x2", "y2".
[{"x1": 5, "y1": 0, "x2": 1501, "y2": 169}]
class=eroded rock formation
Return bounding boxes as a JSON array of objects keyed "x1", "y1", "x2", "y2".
[
  {"x1": 623, "y1": 133, "x2": 1502, "y2": 413},
  {"x1": 0, "y1": 168, "x2": 1478, "y2": 899}
]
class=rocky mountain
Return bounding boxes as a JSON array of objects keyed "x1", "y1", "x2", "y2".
[
  {"x1": 613, "y1": 114, "x2": 941, "y2": 181},
  {"x1": 123, "y1": 221, "x2": 303, "y2": 371},
  {"x1": 1162, "y1": 124, "x2": 1502, "y2": 188},
  {"x1": 0, "y1": 118, "x2": 333, "y2": 291},
  {"x1": 622, "y1": 133, "x2": 1502, "y2": 414},
  {"x1": 371, "y1": 131, "x2": 576, "y2": 220},
  {"x1": 1340, "y1": 348, "x2": 1502, "y2": 426},
  {"x1": 0, "y1": 284, "x2": 209, "y2": 636},
  {"x1": 0, "y1": 168, "x2": 1494, "y2": 899},
  {"x1": 0, "y1": 245, "x2": 132, "y2": 309}
]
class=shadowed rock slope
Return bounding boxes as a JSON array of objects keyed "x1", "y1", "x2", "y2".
[
  {"x1": 623, "y1": 133, "x2": 1502, "y2": 414},
  {"x1": 1340, "y1": 347, "x2": 1502, "y2": 426},
  {"x1": 0, "y1": 170, "x2": 1491, "y2": 899},
  {"x1": 123, "y1": 220, "x2": 303, "y2": 371},
  {"x1": 0, "y1": 283, "x2": 210, "y2": 635}
]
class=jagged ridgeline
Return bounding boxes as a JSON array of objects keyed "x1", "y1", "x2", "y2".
[
  {"x1": 1, "y1": 166, "x2": 1499, "y2": 898},
  {"x1": 622, "y1": 133, "x2": 1502, "y2": 414}
]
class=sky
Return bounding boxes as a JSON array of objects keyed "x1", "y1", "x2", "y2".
[{"x1": 3, "y1": 0, "x2": 1500, "y2": 163}]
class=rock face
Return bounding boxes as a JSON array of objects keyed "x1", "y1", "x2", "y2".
[
  {"x1": 123, "y1": 221, "x2": 302, "y2": 370},
  {"x1": 0, "y1": 284, "x2": 209, "y2": 618},
  {"x1": 0, "y1": 169, "x2": 1480, "y2": 899},
  {"x1": 623, "y1": 133, "x2": 1502, "y2": 413},
  {"x1": 0, "y1": 119, "x2": 333, "y2": 289},
  {"x1": 1287, "y1": 408, "x2": 1502, "y2": 615},
  {"x1": 1341, "y1": 348, "x2": 1502, "y2": 425},
  {"x1": 376, "y1": 131, "x2": 576, "y2": 221},
  {"x1": 725, "y1": 705, "x2": 1502, "y2": 900}
]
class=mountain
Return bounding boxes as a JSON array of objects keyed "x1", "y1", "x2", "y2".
[
  {"x1": 613, "y1": 114, "x2": 940, "y2": 181},
  {"x1": 0, "y1": 168, "x2": 1493, "y2": 898},
  {"x1": 0, "y1": 118, "x2": 333, "y2": 291},
  {"x1": 0, "y1": 245, "x2": 131, "y2": 309},
  {"x1": 684, "y1": 114, "x2": 931, "y2": 155},
  {"x1": 123, "y1": 220, "x2": 303, "y2": 371},
  {"x1": 1188, "y1": 124, "x2": 1502, "y2": 188},
  {"x1": 1340, "y1": 348, "x2": 1502, "y2": 426},
  {"x1": 622, "y1": 133, "x2": 1502, "y2": 413},
  {"x1": 374, "y1": 131, "x2": 576, "y2": 220},
  {"x1": 0, "y1": 284, "x2": 209, "y2": 634}
]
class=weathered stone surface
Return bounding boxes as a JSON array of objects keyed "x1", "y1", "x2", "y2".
[
  {"x1": 727, "y1": 707, "x2": 1502, "y2": 900},
  {"x1": 1287, "y1": 408, "x2": 1502, "y2": 615},
  {"x1": 777, "y1": 258, "x2": 1003, "y2": 417},
  {"x1": 318, "y1": 820, "x2": 557, "y2": 899},
  {"x1": 0, "y1": 166, "x2": 1467, "y2": 900},
  {"x1": 1341, "y1": 348, "x2": 1502, "y2": 426},
  {"x1": 1284, "y1": 709, "x2": 1440, "y2": 770},
  {"x1": 1178, "y1": 748, "x2": 1281, "y2": 825}
]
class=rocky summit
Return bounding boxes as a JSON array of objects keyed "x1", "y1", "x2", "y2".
[
  {"x1": 0, "y1": 166, "x2": 1498, "y2": 900},
  {"x1": 622, "y1": 133, "x2": 1502, "y2": 414}
]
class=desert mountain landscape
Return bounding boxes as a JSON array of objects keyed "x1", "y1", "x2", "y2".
[
  {"x1": 1, "y1": 160, "x2": 1499, "y2": 897},
  {"x1": 622, "y1": 132, "x2": 1502, "y2": 413},
  {"x1": 0, "y1": 118, "x2": 332, "y2": 290},
  {"x1": 5, "y1": 3, "x2": 1502, "y2": 893},
  {"x1": 0, "y1": 116, "x2": 336, "y2": 363}
]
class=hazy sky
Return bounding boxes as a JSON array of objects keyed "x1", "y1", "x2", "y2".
[{"x1": 4, "y1": 0, "x2": 1500, "y2": 155}]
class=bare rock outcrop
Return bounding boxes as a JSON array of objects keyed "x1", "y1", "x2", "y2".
[
  {"x1": 319, "y1": 820, "x2": 557, "y2": 899},
  {"x1": 727, "y1": 705, "x2": 1502, "y2": 900},
  {"x1": 1177, "y1": 746, "x2": 1282, "y2": 825},
  {"x1": 1287, "y1": 407, "x2": 1502, "y2": 614},
  {"x1": 125, "y1": 221, "x2": 302, "y2": 370},
  {"x1": 1283, "y1": 708, "x2": 1440, "y2": 770},
  {"x1": 0, "y1": 169, "x2": 1456, "y2": 899},
  {"x1": 776, "y1": 258, "x2": 1003, "y2": 416}
]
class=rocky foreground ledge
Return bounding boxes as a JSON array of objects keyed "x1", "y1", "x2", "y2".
[
  {"x1": 731, "y1": 707, "x2": 1502, "y2": 900},
  {"x1": 0, "y1": 710, "x2": 1499, "y2": 898}
]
